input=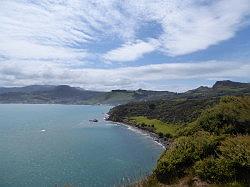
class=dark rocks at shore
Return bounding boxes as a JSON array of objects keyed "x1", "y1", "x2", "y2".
[{"x1": 107, "y1": 118, "x2": 171, "y2": 149}]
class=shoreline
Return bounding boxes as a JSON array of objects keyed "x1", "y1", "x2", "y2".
[{"x1": 105, "y1": 118, "x2": 170, "y2": 150}]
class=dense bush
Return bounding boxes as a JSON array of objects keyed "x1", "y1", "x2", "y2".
[
  {"x1": 197, "y1": 96, "x2": 250, "y2": 135},
  {"x1": 152, "y1": 97, "x2": 250, "y2": 185},
  {"x1": 219, "y1": 136, "x2": 250, "y2": 184},
  {"x1": 220, "y1": 136, "x2": 250, "y2": 166},
  {"x1": 193, "y1": 136, "x2": 250, "y2": 184},
  {"x1": 164, "y1": 133, "x2": 173, "y2": 138},
  {"x1": 193, "y1": 157, "x2": 234, "y2": 183},
  {"x1": 108, "y1": 98, "x2": 218, "y2": 123},
  {"x1": 154, "y1": 132, "x2": 222, "y2": 183},
  {"x1": 110, "y1": 95, "x2": 250, "y2": 186},
  {"x1": 158, "y1": 132, "x2": 164, "y2": 138},
  {"x1": 175, "y1": 96, "x2": 250, "y2": 137},
  {"x1": 175, "y1": 122, "x2": 201, "y2": 137},
  {"x1": 155, "y1": 135, "x2": 250, "y2": 184}
]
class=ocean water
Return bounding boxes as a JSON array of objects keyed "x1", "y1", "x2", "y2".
[{"x1": 0, "y1": 104, "x2": 163, "y2": 187}]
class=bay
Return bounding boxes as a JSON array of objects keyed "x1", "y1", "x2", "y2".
[{"x1": 0, "y1": 104, "x2": 163, "y2": 187}]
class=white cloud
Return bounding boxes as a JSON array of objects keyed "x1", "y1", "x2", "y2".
[
  {"x1": 0, "y1": 60, "x2": 249, "y2": 91},
  {"x1": 163, "y1": 0, "x2": 250, "y2": 55},
  {"x1": 0, "y1": 0, "x2": 136, "y2": 62},
  {"x1": 1, "y1": 0, "x2": 249, "y2": 63},
  {"x1": 103, "y1": 0, "x2": 250, "y2": 60},
  {"x1": 103, "y1": 39, "x2": 159, "y2": 62},
  {"x1": 126, "y1": 0, "x2": 250, "y2": 56},
  {"x1": 0, "y1": 39, "x2": 88, "y2": 61},
  {"x1": 0, "y1": 0, "x2": 250, "y2": 90}
]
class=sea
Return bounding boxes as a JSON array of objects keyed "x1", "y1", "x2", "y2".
[{"x1": 0, "y1": 104, "x2": 163, "y2": 187}]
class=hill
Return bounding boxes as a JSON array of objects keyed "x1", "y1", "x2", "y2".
[
  {"x1": 110, "y1": 96, "x2": 250, "y2": 186},
  {"x1": 107, "y1": 81, "x2": 250, "y2": 186},
  {"x1": 180, "y1": 80, "x2": 250, "y2": 99},
  {"x1": 0, "y1": 85, "x2": 55, "y2": 94},
  {"x1": 0, "y1": 80, "x2": 249, "y2": 105},
  {"x1": 0, "y1": 85, "x2": 176, "y2": 105},
  {"x1": 87, "y1": 89, "x2": 177, "y2": 105},
  {"x1": 0, "y1": 85, "x2": 105, "y2": 104},
  {"x1": 153, "y1": 96, "x2": 250, "y2": 186},
  {"x1": 108, "y1": 81, "x2": 250, "y2": 123}
]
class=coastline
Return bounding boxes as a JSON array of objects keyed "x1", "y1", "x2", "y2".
[{"x1": 105, "y1": 118, "x2": 170, "y2": 150}]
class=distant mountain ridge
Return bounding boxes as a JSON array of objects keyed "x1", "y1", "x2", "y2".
[
  {"x1": 107, "y1": 80, "x2": 250, "y2": 125},
  {"x1": 0, "y1": 80, "x2": 249, "y2": 105},
  {"x1": 212, "y1": 80, "x2": 249, "y2": 88},
  {"x1": 181, "y1": 80, "x2": 250, "y2": 99},
  {"x1": 0, "y1": 85, "x2": 56, "y2": 94}
]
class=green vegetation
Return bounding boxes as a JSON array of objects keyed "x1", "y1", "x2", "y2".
[
  {"x1": 87, "y1": 90, "x2": 136, "y2": 105},
  {"x1": 175, "y1": 96, "x2": 250, "y2": 136},
  {"x1": 109, "y1": 95, "x2": 250, "y2": 186},
  {"x1": 108, "y1": 98, "x2": 219, "y2": 123},
  {"x1": 0, "y1": 85, "x2": 176, "y2": 105},
  {"x1": 152, "y1": 96, "x2": 250, "y2": 186},
  {"x1": 1, "y1": 80, "x2": 249, "y2": 105},
  {"x1": 193, "y1": 136, "x2": 250, "y2": 183},
  {"x1": 2, "y1": 81, "x2": 249, "y2": 186},
  {"x1": 197, "y1": 96, "x2": 250, "y2": 135},
  {"x1": 128, "y1": 116, "x2": 179, "y2": 138}
]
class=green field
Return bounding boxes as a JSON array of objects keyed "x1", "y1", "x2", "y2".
[{"x1": 128, "y1": 116, "x2": 180, "y2": 137}]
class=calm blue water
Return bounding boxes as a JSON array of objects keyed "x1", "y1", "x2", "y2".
[{"x1": 0, "y1": 104, "x2": 163, "y2": 187}]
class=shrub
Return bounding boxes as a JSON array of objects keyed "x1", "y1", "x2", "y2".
[
  {"x1": 154, "y1": 133, "x2": 221, "y2": 183},
  {"x1": 158, "y1": 132, "x2": 164, "y2": 138},
  {"x1": 219, "y1": 136, "x2": 250, "y2": 183},
  {"x1": 193, "y1": 136, "x2": 250, "y2": 184},
  {"x1": 164, "y1": 133, "x2": 173, "y2": 138},
  {"x1": 175, "y1": 122, "x2": 201, "y2": 137},
  {"x1": 193, "y1": 157, "x2": 234, "y2": 183},
  {"x1": 220, "y1": 136, "x2": 250, "y2": 167},
  {"x1": 197, "y1": 96, "x2": 250, "y2": 135}
]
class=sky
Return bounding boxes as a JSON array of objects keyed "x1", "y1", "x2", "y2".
[{"x1": 0, "y1": 0, "x2": 250, "y2": 92}]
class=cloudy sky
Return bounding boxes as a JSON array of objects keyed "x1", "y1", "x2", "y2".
[{"x1": 0, "y1": 0, "x2": 250, "y2": 91}]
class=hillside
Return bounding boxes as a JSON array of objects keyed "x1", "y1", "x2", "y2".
[
  {"x1": 0, "y1": 85, "x2": 105, "y2": 104},
  {"x1": 107, "y1": 81, "x2": 250, "y2": 186},
  {"x1": 181, "y1": 80, "x2": 250, "y2": 99},
  {"x1": 0, "y1": 80, "x2": 249, "y2": 105},
  {"x1": 0, "y1": 85, "x2": 56, "y2": 94},
  {"x1": 153, "y1": 96, "x2": 250, "y2": 186},
  {"x1": 108, "y1": 80, "x2": 250, "y2": 123},
  {"x1": 87, "y1": 89, "x2": 177, "y2": 105},
  {"x1": 0, "y1": 86, "x2": 175, "y2": 105},
  {"x1": 108, "y1": 98, "x2": 218, "y2": 123},
  {"x1": 112, "y1": 96, "x2": 250, "y2": 186}
]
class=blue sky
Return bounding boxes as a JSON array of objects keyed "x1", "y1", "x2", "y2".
[{"x1": 0, "y1": 0, "x2": 250, "y2": 91}]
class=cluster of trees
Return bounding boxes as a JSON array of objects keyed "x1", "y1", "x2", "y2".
[
  {"x1": 107, "y1": 82, "x2": 250, "y2": 186},
  {"x1": 108, "y1": 98, "x2": 218, "y2": 123},
  {"x1": 153, "y1": 96, "x2": 250, "y2": 185}
]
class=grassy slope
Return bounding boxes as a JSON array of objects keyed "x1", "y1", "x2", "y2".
[
  {"x1": 106, "y1": 83, "x2": 250, "y2": 186},
  {"x1": 141, "y1": 96, "x2": 250, "y2": 186},
  {"x1": 85, "y1": 91, "x2": 135, "y2": 105},
  {"x1": 129, "y1": 116, "x2": 179, "y2": 137}
]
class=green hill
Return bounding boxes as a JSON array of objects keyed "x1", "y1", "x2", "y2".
[
  {"x1": 1, "y1": 80, "x2": 249, "y2": 105},
  {"x1": 107, "y1": 81, "x2": 250, "y2": 186},
  {"x1": 152, "y1": 96, "x2": 250, "y2": 186},
  {"x1": 113, "y1": 96, "x2": 250, "y2": 186}
]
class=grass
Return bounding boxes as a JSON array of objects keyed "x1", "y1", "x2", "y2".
[
  {"x1": 87, "y1": 91, "x2": 135, "y2": 104},
  {"x1": 128, "y1": 116, "x2": 180, "y2": 137},
  {"x1": 112, "y1": 96, "x2": 250, "y2": 186}
]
